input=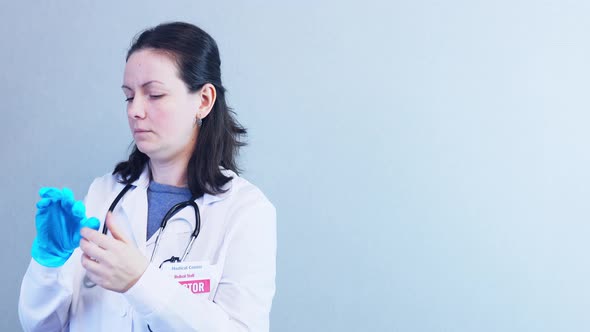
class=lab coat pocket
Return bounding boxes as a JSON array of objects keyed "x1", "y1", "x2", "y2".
[{"x1": 160, "y1": 259, "x2": 220, "y2": 302}]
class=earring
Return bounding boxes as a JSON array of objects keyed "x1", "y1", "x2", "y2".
[{"x1": 195, "y1": 116, "x2": 203, "y2": 127}]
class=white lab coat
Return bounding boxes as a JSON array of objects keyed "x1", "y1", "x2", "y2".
[{"x1": 19, "y1": 167, "x2": 276, "y2": 331}]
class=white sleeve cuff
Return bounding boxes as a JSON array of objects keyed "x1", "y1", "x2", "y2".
[
  {"x1": 28, "y1": 258, "x2": 63, "y2": 279},
  {"x1": 123, "y1": 263, "x2": 176, "y2": 317}
]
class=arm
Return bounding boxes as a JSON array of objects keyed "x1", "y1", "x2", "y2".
[
  {"x1": 123, "y1": 200, "x2": 277, "y2": 331},
  {"x1": 19, "y1": 185, "x2": 100, "y2": 332},
  {"x1": 18, "y1": 255, "x2": 77, "y2": 332}
]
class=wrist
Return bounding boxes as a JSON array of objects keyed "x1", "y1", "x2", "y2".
[
  {"x1": 122, "y1": 260, "x2": 149, "y2": 292},
  {"x1": 31, "y1": 238, "x2": 73, "y2": 267}
]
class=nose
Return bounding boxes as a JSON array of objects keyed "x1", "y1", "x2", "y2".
[{"x1": 127, "y1": 97, "x2": 146, "y2": 119}]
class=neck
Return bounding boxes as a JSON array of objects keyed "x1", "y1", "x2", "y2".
[{"x1": 149, "y1": 158, "x2": 189, "y2": 187}]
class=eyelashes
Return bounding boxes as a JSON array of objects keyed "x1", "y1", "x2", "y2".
[{"x1": 125, "y1": 95, "x2": 164, "y2": 102}]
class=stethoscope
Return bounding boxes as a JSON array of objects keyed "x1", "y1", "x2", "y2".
[{"x1": 83, "y1": 183, "x2": 201, "y2": 288}]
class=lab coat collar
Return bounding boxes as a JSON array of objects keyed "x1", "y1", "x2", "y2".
[
  {"x1": 128, "y1": 165, "x2": 234, "y2": 205},
  {"x1": 130, "y1": 166, "x2": 150, "y2": 190},
  {"x1": 116, "y1": 165, "x2": 235, "y2": 251}
]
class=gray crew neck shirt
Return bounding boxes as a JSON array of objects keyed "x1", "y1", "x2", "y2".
[{"x1": 146, "y1": 181, "x2": 192, "y2": 241}]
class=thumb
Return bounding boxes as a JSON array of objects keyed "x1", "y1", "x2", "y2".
[{"x1": 106, "y1": 212, "x2": 130, "y2": 244}]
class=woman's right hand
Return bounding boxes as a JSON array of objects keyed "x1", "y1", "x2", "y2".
[{"x1": 31, "y1": 187, "x2": 100, "y2": 267}]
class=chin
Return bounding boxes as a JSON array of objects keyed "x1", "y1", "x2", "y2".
[{"x1": 135, "y1": 142, "x2": 157, "y2": 156}]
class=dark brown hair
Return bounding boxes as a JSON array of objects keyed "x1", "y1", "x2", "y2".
[{"x1": 113, "y1": 22, "x2": 247, "y2": 197}]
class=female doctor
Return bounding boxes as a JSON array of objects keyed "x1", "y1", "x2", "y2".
[{"x1": 19, "y1": 22, "x2": 276, "y2": 331}]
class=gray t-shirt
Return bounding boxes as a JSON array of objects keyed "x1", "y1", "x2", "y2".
[{"x1": 146, "y1": 181, "x2": 192, "y2": 241}]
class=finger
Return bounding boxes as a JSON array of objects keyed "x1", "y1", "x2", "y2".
[
  {"x1": 81, "y1": 253, "x2": 102, "y2": 275},
  {"x1": 106, "y1": 212, "x2": 130, "y2": 244},
  {"x1": 36, "y1": 197, "x2": 53, "y2": 209},
  {"x1": 79, "y1": 238, "x2": 108, "y2": 263},
  {"x1": 81, "y1": 254, "x2": 115, "y2": 290},
  {"x1": 61, "y1": 188, "x2": 75, "y2": 201},
  {"x1": 60, "y1": 189, "x2": 75, "y2": 211},
  {"x1": 39, "y1": 187, "x2": 61, "y2": 199},
  {"x1": 70, "y1": 200, "x2": 86, "y2": 218},
  {"x1": 80, "y1": 227, "x2": 116, "y2": 250},
  {"x1": 81, "y1": 217, "x2": 101, "y2": 231},
  {"x1": 74, "y1": 217, "x2": 99, "y2": 246}
]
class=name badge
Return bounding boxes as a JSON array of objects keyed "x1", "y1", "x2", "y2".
[{"x1": 160, "y1": 261, "x2": 216, "y2": 295}]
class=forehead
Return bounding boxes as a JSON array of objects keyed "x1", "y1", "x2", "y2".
[{"x1": 123, "y1": 49, "x2": 180, "y2": 87}]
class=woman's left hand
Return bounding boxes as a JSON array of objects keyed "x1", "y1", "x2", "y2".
[{"x1": 80, "y1": 212, "x2": 149, "y2": 293}]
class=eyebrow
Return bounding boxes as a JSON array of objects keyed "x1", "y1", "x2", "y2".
[{"x1": 121, "y1": 80, "x2": 165, "y2": 90}]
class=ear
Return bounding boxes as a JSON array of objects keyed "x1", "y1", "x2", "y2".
[{"x1": 197, "y1": 83, "x2": 217, "y2": 120}]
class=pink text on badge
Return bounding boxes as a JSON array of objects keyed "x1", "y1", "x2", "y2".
[{"x1": 179, "y1": 279, "x2": 211, "y2": 294}]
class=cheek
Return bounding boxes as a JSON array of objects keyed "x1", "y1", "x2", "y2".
[{"x1": 155, "y1": 101, "x2": 196, "y2": 136}]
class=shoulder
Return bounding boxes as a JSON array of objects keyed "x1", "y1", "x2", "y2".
[
  {"x1": 82, "y1": 172, "x2": 129, "y2": 219},
  {"x1": 212, "y1": 169, "x2": 276, "y2": 227},
  {"x1": 87, "y1": 172, "x2": 126, "y2": 196},
  {"x1": 87, "y1": 166, "x2": 149, "y2": 197},
  {"x1": 221, "y1": 169, "x2": 274, "y2": 209}
]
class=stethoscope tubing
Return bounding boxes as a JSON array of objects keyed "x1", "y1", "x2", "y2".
[{"x1": 83, "y1": 184, "x2": 201, "y2": 288}]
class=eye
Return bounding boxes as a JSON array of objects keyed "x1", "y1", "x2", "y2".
[
  {"x1": 150, "y1": 94, "x2": 164, "y2": 100},
  {"x1": 125, "y1": 97, "x2": 134, "y2": 102}
]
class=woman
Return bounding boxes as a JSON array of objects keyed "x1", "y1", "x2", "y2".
[{"x1": 19, "y1": 22, "x2": 276, "y2": 331}]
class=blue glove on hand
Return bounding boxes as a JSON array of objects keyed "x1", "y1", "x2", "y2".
[{"x1": 31, "y1": 187, "x2": 100, "y2": 267}]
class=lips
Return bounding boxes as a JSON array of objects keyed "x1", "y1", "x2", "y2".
[{"x1": 133, "y1": 129, "x2": 151, "y2": 134}]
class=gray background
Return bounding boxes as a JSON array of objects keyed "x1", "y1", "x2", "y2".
[{"x1": 2, "y1": 0, "x2": 590, "y2": 331}]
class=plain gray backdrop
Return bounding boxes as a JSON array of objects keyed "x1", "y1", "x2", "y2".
[{"x1": 2, "y1": 1, "x2": 590, "y2": 331}]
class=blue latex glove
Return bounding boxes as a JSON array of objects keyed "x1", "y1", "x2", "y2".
[{"x1": 31, "y1": 187, "x2": 100, "y2": 267}]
